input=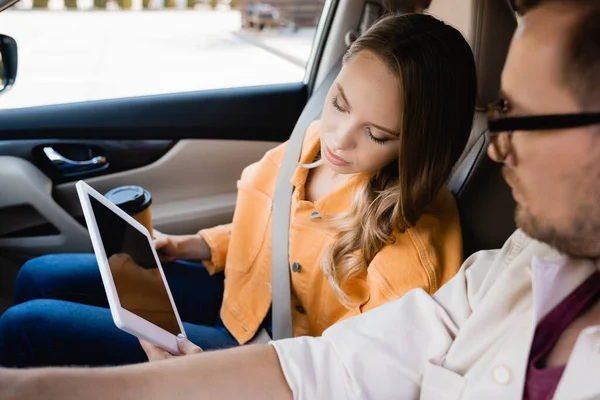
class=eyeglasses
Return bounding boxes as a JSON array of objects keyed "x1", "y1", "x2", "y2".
[{"x1": 486, "y1": 98, "x2": 600, "y2": 160}]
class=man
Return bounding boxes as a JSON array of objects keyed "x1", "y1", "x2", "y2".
[{"x1": 1, "y1": 0, "x2": 600, "y2": 398}]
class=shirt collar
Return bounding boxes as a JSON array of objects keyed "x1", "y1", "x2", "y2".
[
  {"x1": 531, "y1": 251, "x2": 600, "y2": 323},
  {"x1": 290, "y1": 123, "x2": 322, "y2": 191}
]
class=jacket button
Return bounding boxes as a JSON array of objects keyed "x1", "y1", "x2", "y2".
[
  {"x1": 492, "y1": 365, "x2": 511, "y2": 385},
  {"x1": 292, "y1": 262, "x2": 301, "y2": 272},
  {"x1": 296, "y1": 305, "x2": 306, "y2": 314}
]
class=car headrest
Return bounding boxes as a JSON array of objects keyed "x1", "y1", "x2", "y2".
[
  {"x1": 427, "y1": 0, "x2": 519, "y2": 256},
  {"x1": 427, "y1": 0, "x2": 517, "y2": 110}
]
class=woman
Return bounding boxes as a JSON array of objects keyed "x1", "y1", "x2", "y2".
[{"x1": 0, "y1": 12, "x2": 476, "y2": 366}]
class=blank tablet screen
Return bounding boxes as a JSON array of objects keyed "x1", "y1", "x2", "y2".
[{"x1": 90, "y1": 195, "x2": 181, "y2": 336}]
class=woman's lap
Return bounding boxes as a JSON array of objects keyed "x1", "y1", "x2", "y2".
[
  {"x1": 0, "y1": 254, "x2": 237, "y2": 367},
  {"x1": 13, "y1": 254, "x2": 225, "y2": 326},
  {"x1": 0, "y1": 299, "x2": 237, "y2": 367}
]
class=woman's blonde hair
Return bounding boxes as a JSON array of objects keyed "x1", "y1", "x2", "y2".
[{"x1": 320, "y1": 13, "x2": 477, "y2": 306}]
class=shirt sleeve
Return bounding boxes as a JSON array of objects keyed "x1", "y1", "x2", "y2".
[
  {"x1": 198, "y1": 223, "x2": 232, "y2": 275},
  {"x1": 269, "y1": 236, "x2": 517, "y2": 399},
  {"x1": 270, "y1": 288, "x2": 462, "y2": 399}
]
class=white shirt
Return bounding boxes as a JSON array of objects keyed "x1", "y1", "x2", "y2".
[{"x1": 271, "y1": 229, "x2": 600, "y2": 399}]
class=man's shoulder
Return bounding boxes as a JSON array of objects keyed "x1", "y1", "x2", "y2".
[
  {"x1": 463, "y1": 229, "x2": 557, "y2": 274},
  {"x1": 457, "y1": 229, "x2": 558, "y2": 306}
]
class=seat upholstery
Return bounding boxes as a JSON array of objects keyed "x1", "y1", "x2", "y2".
[{"x1": 428, "y1": 0, "x2": 519, "y2": 257}]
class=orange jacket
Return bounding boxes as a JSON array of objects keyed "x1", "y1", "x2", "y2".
[{"x1": 199, "y1": 121, "x2": 463, "y2": 344}]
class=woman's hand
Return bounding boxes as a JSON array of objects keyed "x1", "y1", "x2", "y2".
[
  {"x1": 152, "y1": 230, "x2": 180, "y2": 262},
  {"x1": 152, "y1": 230, "x2": 212, "y2": 262},
  {"x1": 139, "y1": 335, "x2": 203, "y2": 362}
]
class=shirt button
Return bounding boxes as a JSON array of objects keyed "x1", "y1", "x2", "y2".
[
  {"x1": 310, "y1": 211, "x2": 322, "y2": 220},
  {"x1": 292, "y1": 262, "x2": 301, "y2": 273},
  {"x1": 296, "y1": 305, "x2": 306, "y2": 314},
  {"x1": 492, "y1": 365, "x2": 511, "y2": 385}
]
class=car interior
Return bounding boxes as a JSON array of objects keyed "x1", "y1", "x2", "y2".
[{"x1": 0, "y1": 0, "x2": 518, "y2": 324}]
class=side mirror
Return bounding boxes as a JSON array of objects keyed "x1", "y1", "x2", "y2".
[
  {"x1": 0, "y1": 0, "x2": 19, "y2": 12},
  {"x1": 0, "y1": 34, "x2": 18, "y2": 94}
]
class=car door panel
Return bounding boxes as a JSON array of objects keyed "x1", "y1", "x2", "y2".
[
  {"x1": 0, "y1": 139, "x2": 175, "y2": 184},
  {"x1": 0, "y1": 139, "x2": 278, "y2": 256},
  {"x1": 0, "y1": 156, "x2": 90, "y2": 254},
  {"x1": 0, "y1": 83, "x2": 305, "y2": 257},
  {"x1": 54, "y1": 139, "x2": 279, "y2": 238}
]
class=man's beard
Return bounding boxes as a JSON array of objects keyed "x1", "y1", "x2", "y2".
[{"x1": 506, "y1": 167, "x2": 600, "y2": 259}]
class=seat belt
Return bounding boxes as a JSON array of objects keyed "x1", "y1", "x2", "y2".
[
  {"x1": 269, "y1": 61, "x2": 342, "y2": 341},
  {"x1": 253, "y1": 3, "x2": 382, "y2": 343}
]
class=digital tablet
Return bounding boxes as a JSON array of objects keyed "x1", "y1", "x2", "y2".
[{"x1": 76, "y1": 180, "x2": 185, "y2": 355}]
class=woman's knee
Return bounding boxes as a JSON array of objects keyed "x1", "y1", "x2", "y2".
[
  {"x1": 0, "y1": 301, "x2": 40, "y2": 331},
  {"x1": 0, "y1": 301, "x2": 50, "y2": 349},
  {"x1": 0, "y1": 304, "x2": 35, "y2": 366},
  {"x1": 1, "y1": 299, "x2": 146, "y2": 367},
  {"x1": 14, "y1": 254, "x2": 98, "y2": 304},
  {"x1": 0, "y1": 300, "x2": 103, "y2": 367},
  {"x1": 14, "y1": 255, "x2": 56, "y2": 303}
]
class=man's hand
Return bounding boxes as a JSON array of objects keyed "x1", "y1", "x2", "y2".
[{"x1": 140, "y1": 335, "x2": 203, "y2": 362}]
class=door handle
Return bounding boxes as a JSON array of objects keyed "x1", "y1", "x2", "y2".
[{"x1": 43, "y1": 146, "x2": 108, "y2": 175}]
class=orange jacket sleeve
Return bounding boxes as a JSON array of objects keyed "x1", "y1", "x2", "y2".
[
  {"x1": 197, "y1": 223, "x2": 232, "y2": 275},
  {"x1": 195, "y1": 140, "x2": 286, "y2": 275}
]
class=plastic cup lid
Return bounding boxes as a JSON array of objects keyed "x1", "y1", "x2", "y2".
[{"x1": 104, "y1": 185, "x2": 152, "y2": 214}]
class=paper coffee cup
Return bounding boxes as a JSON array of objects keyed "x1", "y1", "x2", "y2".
[{"x1": 105, "y1": 185, "x2": 153, "y2": 237}]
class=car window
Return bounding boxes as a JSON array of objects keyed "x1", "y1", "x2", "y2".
[{"x1": 0, "y1": 0, "x2": 326, "y2": 109}]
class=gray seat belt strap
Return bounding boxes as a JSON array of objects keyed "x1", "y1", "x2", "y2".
[{"x1": 271, "y1": 61, "x2": 342, "y2": 341}]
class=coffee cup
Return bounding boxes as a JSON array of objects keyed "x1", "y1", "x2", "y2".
[{"x1": 105, "y1": 185, "x2": 154, "y2": 237}]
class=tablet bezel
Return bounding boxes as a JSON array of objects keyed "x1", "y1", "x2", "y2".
[{"x1": 76, "y1": 180, "x2": 186, "y2": 355}]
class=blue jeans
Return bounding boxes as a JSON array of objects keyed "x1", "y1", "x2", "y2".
[{"x1": 0, "y1": 254, "x2": 260, "y2": 367}]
